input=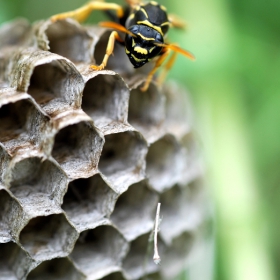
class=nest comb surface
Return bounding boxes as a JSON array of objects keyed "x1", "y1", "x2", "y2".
[{"x1": 0, "y1": 18, "x2": 210, "y2": 280}]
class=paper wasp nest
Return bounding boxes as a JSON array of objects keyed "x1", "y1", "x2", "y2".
[{"x1": 0, "y1": 18, "x2": 211, "y2": 280}]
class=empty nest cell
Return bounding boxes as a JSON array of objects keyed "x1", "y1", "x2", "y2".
[
  {"x1": 128, "y1": 83, "x2": 165, "y2": 143},
  {"x1": 163, "y1": 83, "x2": 192, "y2": 138},
  {"x1": 122, "y1": 233, "x2": 159, "y2": 279},
  {"x1": 52, "y1": 120, "x2": 104, "y2": 179},
  {"x1": 0, "y1": 99, "x2": 49, "y2": 154},
  {"x1": 146, "y1": 134, "x2": 183, "y2": 192},
  {"x1": 27, "y1": 257, "x2": 85, "y2": 280},
  {"x1": 160, "y1": 232, "x2": 194, "y2": 280},
  {"x1": 27, "y1": 58, "x2": 83, "y2": 114},
  {"x1": 0, "y1": 18, "x2": 31, "y2": 48},
  {"x1": 0, "y1": 189, "x2": 24, "y2": 241},
  {"x1": 111, "y1": 180, "x2": 158, "y2": 241},
  {"x1": 62, "y1": 174, "x2": 117, "y2": 232},
  {"x1": 19, "y1": 213, "x2": 79, "y2": 262},
  {"x1": 8, "y1": 156, "x2": 68, "y2": 206},
  {"x1": 180, "y1": 132, "x2": 203, "y2": 184},
  {"x1": 46, "y1": 19, "x2": 93, "y2": 64},
  {"x1": 0, "y1": 241, "x2": 33, "y2": 280},
  {"x1": 70, "y1": 225, "x2": 129, "y2": 279},
  {"x1": 98, "y1": 130, "x2": 147, "y2": 193},
  {"x1": 82, "y1": 73, "x2": 129, "y2": 131},
  {"x1": 159, "y1": 185, "x2": 197, "y2": 245},
  {"x1": 0, "y1": 100, "x2": 30, "y2": 143}
]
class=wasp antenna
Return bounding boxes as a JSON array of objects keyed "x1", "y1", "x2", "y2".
[
  {"x1": 99, "y1": 21, "x2": 136, "y2": 37},
  {"x1": 168, "y1": 13, "x2": 187, "y2": 29},
  {"x1": 154, "y1": 42, "x2": 195, "y2": 60}
]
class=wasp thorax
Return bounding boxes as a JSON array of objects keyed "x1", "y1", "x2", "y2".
[{"x1": 125, "y1": 25, "x2": 163, "y2": 68}]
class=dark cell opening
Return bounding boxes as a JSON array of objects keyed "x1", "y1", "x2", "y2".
[
  {"x1": 28, "y1": 63, "x2": 68, "y2": 105},
  {"x1": 0, "y1": 100, "x2": 32, "y2": 142}
]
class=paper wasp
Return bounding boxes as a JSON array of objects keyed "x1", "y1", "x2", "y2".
[{"x1": 51, "y1": 0, "x2": 195, "y2": 91}]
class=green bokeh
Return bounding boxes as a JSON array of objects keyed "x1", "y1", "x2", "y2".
[{"x1": 1, "y1": 0, "x2": 279, "y2": 279}]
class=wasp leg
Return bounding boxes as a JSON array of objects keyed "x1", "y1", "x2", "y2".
[
  {"x1": 157, "y1": 51, "x2": 178, "y2": 86},
  {"x1": 51, "y1": 0, "x2": 124, "y2": 23},
  {"x1": 168, "y1": 14, "x2": 187, "y2": 29},
  {"x1": 140, "y1": 48, "x2": 170, "y2": 92},
  {"x1": 90, "y1": 31, "x2": 122, "y2": 71}
]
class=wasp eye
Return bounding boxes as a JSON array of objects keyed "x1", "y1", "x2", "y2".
[
  {"x1": 129, "y1": 25, "x2": 139, "y2": 34},
  {"x1": 155, "y1": 33, "x2": 163, "y2": 42}
]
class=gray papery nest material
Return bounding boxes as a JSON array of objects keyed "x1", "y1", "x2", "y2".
[{"x1": 0, "y1": 18, "x2": 209, "y2": 280}]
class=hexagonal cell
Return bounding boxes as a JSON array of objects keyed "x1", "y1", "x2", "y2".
[
  {"x1": 27, "y1": 257, "x2": 85, "y2": 280},
  {"x1": 19, "y1": 213, "x2": 79, "y2": 262},
  {"x1": 0, "y1": 241, "x2": 34, "y2": 280},
  {"x1": 52, "y1": 118, "x2": 104, "y2": 179},
  {"x1": 8, "y1": 156, "x2": 68, "y2": 207},
  {"x1": 160, "y1": 232, "x2": 195, "y2": 280},
  {"x1": 70, "y1": 225, "x2": 129, "y2": 279},
  {"x1": 163, "y1": 83, "x2": 192, "y2": 139},
  {"x1": 0, "y1": 188, "x2": 24, "y2": 241},
  {"x1": 99, "y1": 130, "x2": 147, "y2": 193},
  {"x1": 62, "y1": 174, "x2": 118, "y2": 232},
  {"x1": 0, "y1": 100, "x2": 29, "y2": 143},
  {"x1": 0, "y1": 18, "x2": 31, "y2": 48},
  {"x1": 187, "y1": 178, "x2": 207, "y2": 201},
  {"x1": 159, "y1": 185, "x2": 203, "y2": 245},
  {"x1": 82, "y1": 72, "x2": 129, "y2": 131},
  {"x1": 45, "y1": 19, "x2": 94, "y2": 64},
  {"x1": 0, "y1": 98, "x2": 50, "y2": 155},
  {"x1": 180, "y1": 132, "x2": 203, "y2": 185},
  {"x1": 111, "y1": 180, "x2": 158, "y2": 241},
  {"x1": 28, "y1": 62, "x2": 81, "y2": 114},
  {"x1": 10, "y1": 50, "x2": 85, "y2": 115},
  {"x1": 146, "y1": 134, "x2": 184, "y2": 192},
  {"x1": 123, "y1": 233, "x2": 159, "y2": 279},
  {"x1": 128, "y1": 82, "x2": 166, "y2": 143}
]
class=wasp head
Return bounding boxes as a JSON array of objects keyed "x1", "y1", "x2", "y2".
[{"x1": 125, "y1": 25, "x2": 164, "y2": 68}]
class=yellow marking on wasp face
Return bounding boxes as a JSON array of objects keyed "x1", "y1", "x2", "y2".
[
  {"x1": 132, "y1": 39, "x2": 136, "y2": 47},
  {"x1": 134, "y1": 46, "x2": 148, "y2": 55},
  {"x1": 137, "y1": 20, "x2": 163, "y2": 35},
  {"x1": 131, "y1": 53, "x2": 145, "y2": 62},
  {"x1": 137, "y1": 32, "x2": 155, "y2": 41},
  {"x1": 150, "y1": 1, "x2": 158, "y2": 5},
  {"x1": 125, "y1": 48, "x2": 130, "y2": 54},
  {"x1": 161, "y1": 22, "x2": 170, "y2": 27},
  {"x1": 140, "y1": 7, "x2": 149, "y2": 19},
  {"x1": 160, "y1": 5, "x2": 167, "y2": 11},
  {"x1": 149, "y1": 46, "x2": 156, "y2": 53}
]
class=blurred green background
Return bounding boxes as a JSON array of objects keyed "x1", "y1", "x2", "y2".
[{"x1": 0, "y1": 0, "x2": 279, "y2": 279}]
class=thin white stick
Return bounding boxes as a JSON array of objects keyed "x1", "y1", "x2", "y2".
[{"x1": 153, "y1": 202, "x2": 161, "y2": 265}]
